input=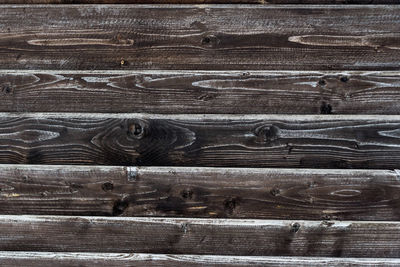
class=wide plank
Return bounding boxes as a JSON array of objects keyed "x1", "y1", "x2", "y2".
[
  {"x1": 2, "y1": 71, "x2": 400, "y2": 114},
  {"x1": 1, "y1": 165, "x2": 400, "y2": 220},
  {"x1": 1, "y1": 216, "x2": 400, "y2": 257},
  {"x1": 0, "y1": 5, "x2": 400, "y2": 70},
  {"x1": 1, "y1": 252, "x2": 400, "y2": 267},
  {"x1": 0, "y1": 113, "x2": 400, "y2": 169},
  {"x1": 0, "y1": 113, "x2": 399, "y2": 168}
]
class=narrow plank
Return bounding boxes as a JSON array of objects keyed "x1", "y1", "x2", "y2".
[
  {"x1": 1, "y1": 165, "x2": 400, "y2": 220},
  {"x1": 0, "y1": 113, "x2": 398, "y2": 168},
  {"x1": 0, "y1": 5, "x2": 400, "y2": 70},
  {"x1": 2, "y1": 70, "x2": 400, "y2": 114},
  {"x1": 1, "y1": 252, "x2": 400, "y2": 267},
  {"x1": 1, "y1": 215, "x2": 400, "y2": 257}
]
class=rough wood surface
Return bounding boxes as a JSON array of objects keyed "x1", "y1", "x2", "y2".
[
  {"x1": 0, "y1": 113, "x2": 399, "y2": 168},
  {"x1": 1, "y1": 252, "x2": 400, "y2": 267},
  {"x1": 2, "y1": 71, "x2": 400, "y2": 114},
  {"x1": 1, "y1": 215, "x2": 400, "y2": 257},
  {"x1": 1, "y1": 165, "x2": 400, "y2": 220},
  {"x1": 0, "y1": 6, "x2": 400, "y2": 70}
]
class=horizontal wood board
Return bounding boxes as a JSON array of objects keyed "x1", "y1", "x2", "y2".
[
  {"x1": 0, "y1": 6, "x2": 399, "y2": 70},
  {"x1": 0, "y1": 113, "x2": 398, "y2": 168},
  {"x1": 1, "y1": 165, "x2": 400, "y2": 220},
  {"x1": 2, "y1": 71, "x2": 400, "y2": 114},
  {"x1": 1, "y1": 215, "x2": 400, "y2": 257}
]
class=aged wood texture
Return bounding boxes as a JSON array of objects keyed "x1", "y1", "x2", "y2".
[
  {"x1": 0, "y1": 113, "x2": 398, "y2": 168},
  {"x1": 0, "y1": 6, "x2": 400, "y2": 70},
  {"x1": 2, "y1": 71, "x2": 400, "y2": 114},
  {"x1": 1, "y1": 165, "x2": 400, "y2": 220},
  {"x1": 1, "y1": 252, "x2": 400, "y2": 267},
  {"x1": 1, "y1": 215, "x2": 400, "y2": 257}
]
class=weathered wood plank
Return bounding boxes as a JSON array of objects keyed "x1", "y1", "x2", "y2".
[
  {"x1": 1, "y1": 216, "x2": 400, "y2": 257},
  {"x1": 2, "y1": 71, "x2": 400, "y2": 114},
  {"x1": 0, "y1": 113, "x2": 398, "y2": 168},
  {"x1": 1, "y1": 165, "x2": 400, "y2": 220},
  {"x1": 1, "y1": 252, "x2": 400, "y2": 267},
  {"x1": 0, "y1": 6, "x2": 400, "y2": 70}
]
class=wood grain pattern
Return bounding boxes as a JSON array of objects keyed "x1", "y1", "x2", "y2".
[
  {"x1": 1, "y1": 252, "x2": 400, "y2": 267},
  {"x1": 0, "y1": 6, "x2": 400, "y2": 70},
  {"x1": 0, "y1": 113, "x2": 399, "y2": 168},
  {"x1": 1, "y1": 215, "x2": 400, "y2": 257},
  {"x1": 2, "y1": 71, "x2": 400, "y2": 114},
  {"x1": 1, "y1": 165, "x2": 400, "y2": 220}
]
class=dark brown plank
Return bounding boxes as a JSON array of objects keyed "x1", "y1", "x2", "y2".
[
  {"x1": 1, "y1": 215, "x2": 400, "y2": 257},
  {"x1": 1, "y1": 165, "x2": 400, "y2": 220},
  {"x1": 1, "y1": 252, "x2": 400, "y2": 267},
  {"x1": 0, "y1": 113, "x2": 399, "y2": 168},
  {"x1": 2, "y1": 71, "x2": 400, "y2": 114},
  {"x1": 0, "y1": 6, "x2": 400, "y2": 70}
]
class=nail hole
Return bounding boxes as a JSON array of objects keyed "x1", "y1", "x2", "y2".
[
  {"x1": 102, "y1": 182, "x2": 114, "y2": 192},
  {"x1": 120, "y1": 59, "x2": 128, "y2": 67},
  {"x1": 340, "y1": 76, "x2": 349, "y2": 83},
  {"x1": 291, "y1": 222, "x2": 300, "y2": 233},
  {"x1": 320, "y1": 102, "x2": 332, "y2": 114}
]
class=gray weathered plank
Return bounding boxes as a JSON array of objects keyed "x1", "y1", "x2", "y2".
[
  {"x1": 0, "y1": 5, "x2": 400, "y2": 70},
  {"x1": 1, "y1": 215, "x2": 400, "y2": 257},
  {"x1": 1, "y1": 165, "x2": 400, "y2": 220},
  {"x1": 0, "y1": 113, "x2": 398, "y2": 168},
  {"x1": 2, "y1": 71, "x2": 400, "y2": 114},
  {"x1": 1, "y1": 252, "x2": 400, "y2": 267}
]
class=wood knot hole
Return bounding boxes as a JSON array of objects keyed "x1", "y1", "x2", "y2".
[
  {"x1": 318, "y1": 79, "x2": 326, "y2": 86},
  {"x1": 102, "y1": 182, "x2": 114, "y2": 192},
  {"x1": 320, "y1": 102, "x2": 332, "y2": 114},
  {"x1": 112, "y1": 199, "x2": 129, "y2": 216},
  {"x1": 181, "y1": 189, "x2": 193, "y2": 200},
  {"x1": 340, "y1": 76, "x2": 349, "y2": 83},
  {"x1": 291, "y1": 222, "x2": 300, "y2": 233},
  {"x1": 270, "y1": 188, "x2": 280, "y2": 196},
  {"x1": 128, "y1": 121, "x2": 145, "y2": 139},
  {"x1": 2, "y1": 85, "x2": 12, "y2": 94},
  {"x1": 202, "y1": 37, "x2": 211, "y2": 44}
]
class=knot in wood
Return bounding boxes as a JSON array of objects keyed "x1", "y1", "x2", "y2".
[
  {"x1": 201, "y1": 35, "x2": 219, "y2": 47},
  {"x1": 255, "y1": 125, "x2": 280, "y2": 143},
  {"x1": 291, "y1": 222, "x2": 301, "y2": 233},
  {"x1": 128, "y1": 120, "x2": 146, "y2": 139}
]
